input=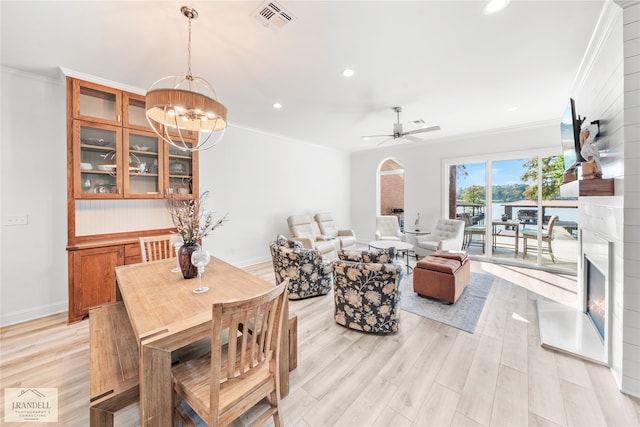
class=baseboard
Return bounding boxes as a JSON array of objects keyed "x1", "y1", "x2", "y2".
[{"x1": 0, "y1": 301, "x2": 68, "y2": 327}]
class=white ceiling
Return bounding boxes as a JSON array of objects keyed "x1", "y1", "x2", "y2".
[{"x1": 1, "y1": 0, "x2": 604, "y2": 152}]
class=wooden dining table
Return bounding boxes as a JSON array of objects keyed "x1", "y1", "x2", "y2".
[{"x1": 115, "y1": 257, "x2": 289, "y2": 426}]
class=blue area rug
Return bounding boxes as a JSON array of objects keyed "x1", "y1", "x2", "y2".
[{"x1": 400, "y1": 272, "x2": 493, "y2": 333}]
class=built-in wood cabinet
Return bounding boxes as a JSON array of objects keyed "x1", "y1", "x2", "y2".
[
  {"x1": 69, "y1": 78, "x2": 198, "y2": 199},
  {"x1": 69, "y1": 245, "x2": 124, "y2": 323},
  {"x1": 66, "y1": 76, "x2": 196, "y2": 323}
]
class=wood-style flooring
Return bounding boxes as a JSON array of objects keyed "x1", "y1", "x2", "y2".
[{"x1": 1, "y1": 260, "x2": 639, "y2": 426}]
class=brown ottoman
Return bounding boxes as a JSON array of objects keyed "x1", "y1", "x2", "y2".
[{"x1": 413, "y1": 251, "x2": 470, "y2": 303}]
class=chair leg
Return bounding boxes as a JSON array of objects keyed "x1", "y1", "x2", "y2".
[{"x1": 548, "y1": 240, "x2": 556, "y2": 263}]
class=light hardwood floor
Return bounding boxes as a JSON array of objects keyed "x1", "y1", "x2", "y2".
[{"x1": 1, "y1": 260, "x2": 639, "y2": 426}]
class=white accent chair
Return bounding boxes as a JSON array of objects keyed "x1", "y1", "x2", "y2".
[
  {"x1": 287, "y1": 215, "x2": 339, "y2": 259},
  {"x1": 414, "y1": 219, "x2": 465, "y2": 258},
  {"x1": 375, "y1": 215, "x2": 405, "y2": 241},
  {"x1": 314, "y1": 212, "x2": 357, "y2": 250}
]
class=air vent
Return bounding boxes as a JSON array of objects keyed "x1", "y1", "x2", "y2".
[{"x1": 253, "y1": 1, "x2": 295, "y2": 30}]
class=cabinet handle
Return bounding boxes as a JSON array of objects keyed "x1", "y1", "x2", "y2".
[
  {"x1": 117, "y1": 114, "x2": 121, "y2": 123},
  {"x1": 119, "y1": 250, "x2": 123, "y2": 257},
  {"x1": 118, "y1": 187, "x2": 122, "y2": 195}
]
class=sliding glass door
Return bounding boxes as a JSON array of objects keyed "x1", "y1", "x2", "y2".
[{"x1": 449, "y1": 153, "x2": 577, "y2": 273}]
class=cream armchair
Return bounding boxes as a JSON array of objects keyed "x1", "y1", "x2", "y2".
[
  {"x1": 414, "y1": 219, "x2": 465, "y2": 258},
  {"x1": 287, "y1": 215, "x2": 339, "y2": 259},
  {"x1": 375, "y1": 215, "x2": 405, "y2": 241},
  {"x1": 314, "y1": 212, "x2": 357, "y2": 250}
]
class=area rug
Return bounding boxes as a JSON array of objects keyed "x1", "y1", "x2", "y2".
[{"x1": 400, "y1": 272, "x2": 494, "y2": 333}]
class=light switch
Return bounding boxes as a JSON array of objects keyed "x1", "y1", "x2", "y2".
[{"x1": 4, "y1": 214, "x2": 28, "y2": 226}]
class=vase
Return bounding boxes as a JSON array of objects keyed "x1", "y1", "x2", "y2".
[{"x1": 178, "y1": 243, "x2": 200, "y2": 279}]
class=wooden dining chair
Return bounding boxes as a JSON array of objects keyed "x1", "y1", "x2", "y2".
[
  {"x1": 139, "y1": 235, "x2": 176, "y2": 263},
  {"x1": 172, "y1": 279, "x2": 289, "y2": 426}
]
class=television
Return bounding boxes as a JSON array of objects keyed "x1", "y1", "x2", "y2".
[{"x1": 560, "y1": 98, "x2": 585, "y2": 171}]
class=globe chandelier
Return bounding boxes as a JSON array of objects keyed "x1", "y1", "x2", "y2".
[{"x1": 145, "y1": 6, "x2": 227, "y2": 152}]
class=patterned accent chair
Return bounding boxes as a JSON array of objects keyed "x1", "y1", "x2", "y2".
[
  {"x1": 314, "y1": 212, "x2": 357, "y2": 250},
  {"x1": 269, "y1": 235, "x2": 333, "y2": 300},
  {"x1": 331, "y1": 248, "x2": 404, "y2": 334}
]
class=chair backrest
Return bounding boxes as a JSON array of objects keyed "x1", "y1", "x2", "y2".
[
  {"x1": 314, "y1": 212, "x2": 338, "y2": 237},
  {"x1": 375, "y1": 215, "x2": 403, "y2": 240},
  {"x1": 544, "y1": 215, "x2": 559, "y2": 236},
  {"x1": 207, "y1": 281, "x2": 288, "y2": 425},
  {"x1": 139, "y1": 235, "x2": 177, "y2": 262},
  {"x1": 458, "y1": 212, "x2": 473, "y2": 226},
  {"x1": 430, "y1": 219, "x2": 465, "y2": 249},
  {"x1": 287, "y1": 215, "x2": 317, "y2": 240},
  {"x1": 338, "y1": 248, "x2": 396, "y2": 263}
]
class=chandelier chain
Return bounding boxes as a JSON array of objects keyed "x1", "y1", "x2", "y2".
[{"x1": 186, "y1": 15, "x2": 193, "y2": 81}]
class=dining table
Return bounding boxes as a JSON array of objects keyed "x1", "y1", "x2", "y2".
[
  {"x1": 492, "y1": 219, "x2": 521, "y2": 257},
  {"x1": 115, "y1": 257, "x2": 289, "y2": 426}
]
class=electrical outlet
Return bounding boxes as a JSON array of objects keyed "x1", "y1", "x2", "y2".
[{"x1": 4, "y1": 214, "x2": 28, "y2": 226}]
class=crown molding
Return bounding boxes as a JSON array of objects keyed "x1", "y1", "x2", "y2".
[
  {"x1": 571, "y1": 1, "x2": 622, "y2": 95},
  {"x1": 59, "y1": 67, "x2": 146, "y2": 95},
  {"x1": 0, "y1": 66, "x2": 64, "y2": 86},
  {"x1": 614, "y1": 0, "x2": 640, "y2": 9}
]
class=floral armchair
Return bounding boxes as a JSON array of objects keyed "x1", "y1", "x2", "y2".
[
  {"x1": 331, "y1": 248, "x2": 404, "y2": 334},
  {"x1": 269, "y1": 235, "x2": 332, "y2": 300}
]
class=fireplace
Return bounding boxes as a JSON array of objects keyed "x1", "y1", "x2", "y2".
[
  {"x1": 586, "y1": 258, "x2": 606, "y2": 342},
  {"x1": 580, "y1": 229, "x2": 611, "y2": 361},
  {"x1": 537, "y1": 229, "x2": 611, "y2": 365}
]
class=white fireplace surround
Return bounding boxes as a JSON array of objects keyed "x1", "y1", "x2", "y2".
[{"x1": 537, "y1": 229, "x2": 612, "y2": 365}]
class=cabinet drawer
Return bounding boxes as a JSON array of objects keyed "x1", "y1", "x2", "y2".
[{"x1": 124, "y1": 243, "x2": 142, "y2": 265}]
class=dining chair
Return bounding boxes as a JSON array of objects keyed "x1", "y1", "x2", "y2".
[
  {"x1": 172, "y1": 280, "x2": 289, "y2": 426},
  {"x1": 139, "y1": 234, "x2": 176, "y2": 263},
  {"x1": 522, "y1": 215, "x2": 559, "y2": 262}
]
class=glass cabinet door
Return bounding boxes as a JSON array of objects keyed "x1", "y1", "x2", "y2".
[
  {"x1": 74, "y1": 122, "x2": 122, "y2": 198},
  {"x1": 124, "y1": 130, "x2": 162, "y2": 198},
  {"x1": 72, "y1": 80, "x2": 122, "y2": 125},
  {"x1": 165, "y1": 140, "x2": 198, "y2": 198},
  {"x1": 123, "y1": 92, "x2": 151, "y2": 131}
]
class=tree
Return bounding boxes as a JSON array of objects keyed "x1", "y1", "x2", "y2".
[
  {"x1": 520, "y1": 155, "x2": 564, "y2": 200},
  {"x1": 462, "y1": 185, "x2": 485, "y2": 203}
]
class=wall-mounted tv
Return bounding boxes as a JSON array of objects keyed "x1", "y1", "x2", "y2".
[{"x1": 560, "y1": 98, "x2": 585, "y2": 172}]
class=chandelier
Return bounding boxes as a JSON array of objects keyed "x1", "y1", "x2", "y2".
[{"x1": 145, "y1": 6, "x2": 227, "y2": 152}]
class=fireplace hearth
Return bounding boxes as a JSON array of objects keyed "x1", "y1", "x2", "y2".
[{"x1": 537, "y1": 229, "x2": 611, "y2": 365}]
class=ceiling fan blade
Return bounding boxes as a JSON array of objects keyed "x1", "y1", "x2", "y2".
[
  {"x1": 403, "y1": 125, "x2": 441, "y2": 136},
  {"x1": 361, "y1": 134, "x2": 393, "y2": 139},
  {"x1": 376, "y1": 137, "x2": 395, "y2": 146},
  {"x1": 402, "y1": 135, "x2": 424, "y2": 143}
]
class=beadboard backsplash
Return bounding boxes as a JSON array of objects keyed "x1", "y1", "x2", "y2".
[{"x1": 75, "y1": 199, "x2": 173, "y2": 236}]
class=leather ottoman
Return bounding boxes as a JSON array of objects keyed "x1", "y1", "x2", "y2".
[{"x1": 413, "y1": 251, "x2": 470, "y2": 304}]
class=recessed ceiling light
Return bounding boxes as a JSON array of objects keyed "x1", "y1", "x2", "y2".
[
  {"x1": 273, "y1": 103, "x2": 282, "y2": 109},
  {"x1": 484, "y1": 0, "x2": 510, "y2": 15},
  {"x1": 342, "y1": 69, "x2": 355, "y2": 78},
  {"x1": 507, "y1": 106, "x2": 519, "y2": 112}
]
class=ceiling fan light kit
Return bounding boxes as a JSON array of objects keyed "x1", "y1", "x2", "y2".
[
  {"x1": 145, "y1": 6, "x2": 228, "y2": 152},
  {"x1": 362, "y1": 106, "x2": 441, "y2": 146}
]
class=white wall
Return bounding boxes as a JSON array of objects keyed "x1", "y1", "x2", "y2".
[
  {"x1": 197, "y1": 124, "x2": 351, "y2": 267},
  {"x1": 621, "y1": 0, "x2": 640, "y2": 396},
  {"x1": 0, "y1": 69, "x2": 68, "y2": 325},
  {"x1": 0, "y1": 69, "x2": 350, "y2": 326},
  {"x1": 573, "y1": 0, "x2": 640, "y2": 396},
  {"x1": 350, "y1": 123, "x2": 561, "y2": 244}
]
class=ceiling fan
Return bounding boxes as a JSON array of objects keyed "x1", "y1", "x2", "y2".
[{"x1": 362, "y1": 106, "x2": 441, "y2": 145}]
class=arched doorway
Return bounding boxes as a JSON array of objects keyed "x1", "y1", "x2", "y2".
[{"x1": 377, "y1": 158, "x2": 405, "y2": 230}]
